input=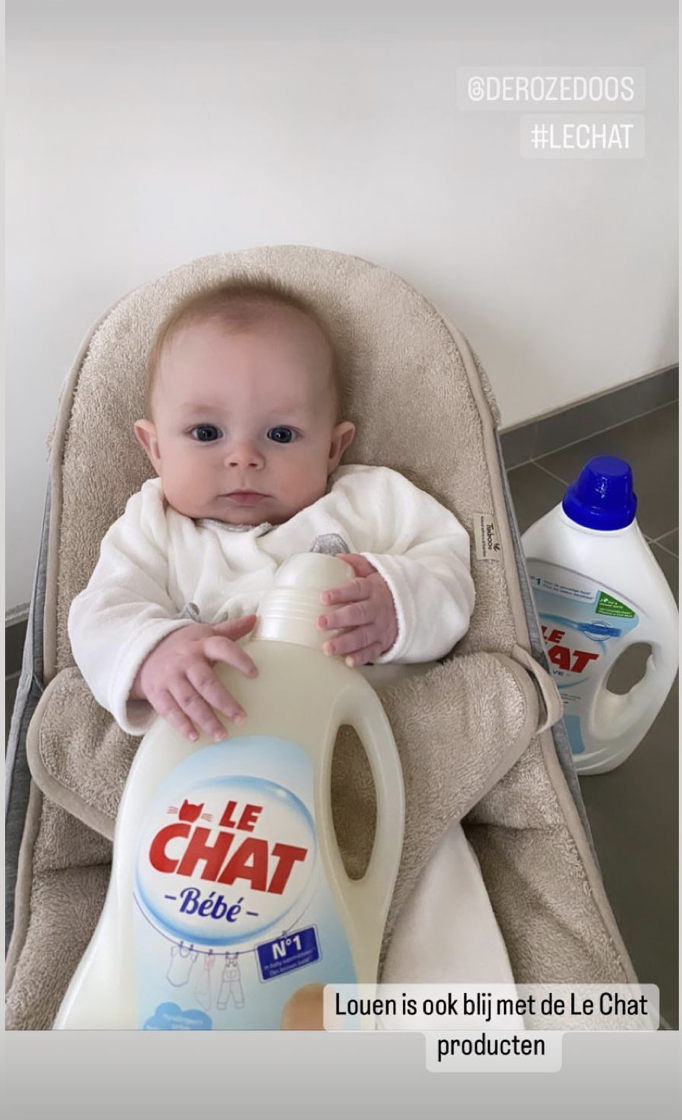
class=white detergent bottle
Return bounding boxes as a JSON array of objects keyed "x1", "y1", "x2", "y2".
[
  {"x1": 55, "y1": 553, "x2": 404, "y2": 1030},
  {"x1": 522, "y1": 456, "x2": 678, "y2": 775}
]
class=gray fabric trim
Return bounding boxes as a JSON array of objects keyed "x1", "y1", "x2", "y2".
[
  {"x1": 5, "y1": 486, "x2": 50, "y2": 952},
  {"x1": 494, "y1": 428, "x2": 598, "y2": 863}
]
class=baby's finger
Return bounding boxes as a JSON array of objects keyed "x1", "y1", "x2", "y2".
[
  {"x1": 319, "y1": 578, "x2": 372, "y2": 607},
  {"x1": 317, "y1": 600, "x2": 372, "y2": 631},
  {"x1": 169, "y1": 682, "x2": 227, "y2": 742},
  {"x1": 336, "y1": 553, "x2": 378, "y2": 578},
  {"x1": 210, "y1": 614, "x2": 258, "y2": 639},
  {"x1": 186, "y1": 663, "x2": 246, "y2": 726},
  {"x1": 203, "y1": 635, "x2": 258, "y2": 679},
  {"x1": 323, "y1": 624, "x2": 375, "y2": 658},
  {"x1": 153, "y1": 689, "x2": 202, "y2": 743},
  {"x1": 342, "y1": 642, "x2": 385, "y2": 668}
]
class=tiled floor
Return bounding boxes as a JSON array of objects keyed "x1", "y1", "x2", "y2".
[
  {"x1": 507, "y1": 402, "x2": 679, "y2": 1029},
  {"x1": 5, "y1": 402, "x2": 678, "y2": 1026}
]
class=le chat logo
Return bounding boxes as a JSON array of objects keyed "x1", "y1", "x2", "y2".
[
  {"x1": 147, "y1": 798, "x2": 309, "y2": 896},
  {"x1": 541, "y1": 625, "x2": 600, "y2": 673}
]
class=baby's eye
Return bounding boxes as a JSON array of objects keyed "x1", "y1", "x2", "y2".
[
  {"x1": 267, "y1": 426, "x2": 297, "y2": 444},
  {"x1": 191, "y1": 425, "x2": 222, "y2": 442}
]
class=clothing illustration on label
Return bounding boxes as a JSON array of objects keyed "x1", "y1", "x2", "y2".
[
  {"x1": 133, "y1": 738, "x2": 359, "y2": 1028},
  {"x1": 217, "y1": 953, "x2": 245, "y2": 1010},
  {"x1": 194, "y1": 950, "x2": 217, "y2": 1010},
  {"x1": 166, "y1": 942, "x2": 199, "y2": 987}
]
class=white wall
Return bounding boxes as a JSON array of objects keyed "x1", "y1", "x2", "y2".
[{"x1": 6, "y1": 0, "x2": 678, "y2": 610}]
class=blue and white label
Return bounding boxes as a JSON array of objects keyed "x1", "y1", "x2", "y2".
[
  {"x1": 132, "y1": 736, "x2": 356, "y2": 1029},
  {"x1": 257, "y1": 926, "x2": 320, "y2": 980},
  {"x1": 528, "y1": 564, "x2": 640, "y2": 756}
]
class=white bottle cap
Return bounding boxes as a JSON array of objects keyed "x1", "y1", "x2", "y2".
[{"x1": 253, "y1": 553, "x2": 355, "y2": 650}]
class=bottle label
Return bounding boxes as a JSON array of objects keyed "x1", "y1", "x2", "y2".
[
  {"x1": 133, "y1": 736, "x2": 356, "y2": 1029},
  {"x1": 528, "y1": 566, "x2": 640, "y2": 755}
]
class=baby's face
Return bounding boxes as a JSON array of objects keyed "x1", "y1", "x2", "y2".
[{"x1": 135, "y1": 309, "x2": 354, "y2": 525}]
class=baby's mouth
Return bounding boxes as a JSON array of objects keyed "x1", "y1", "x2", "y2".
[{"x1": 223, "y1": 491, "x2": 269, "y2": 505}]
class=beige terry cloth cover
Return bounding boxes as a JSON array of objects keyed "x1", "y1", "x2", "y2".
[{"x1": 6, "y1": 247, "x2": 636, "y2": 1030}]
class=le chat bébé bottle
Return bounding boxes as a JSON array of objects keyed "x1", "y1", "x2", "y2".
[
  {"x1": 522, "y1": 456, "x2": 678, "y2": 775},
  {"x1": 54, "y1": 553, "x2": 405, "y2": 1030}
]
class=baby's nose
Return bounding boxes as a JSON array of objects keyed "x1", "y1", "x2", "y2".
[{"x1": 226, "y1": 441, "x2": 264, "y2": 468}]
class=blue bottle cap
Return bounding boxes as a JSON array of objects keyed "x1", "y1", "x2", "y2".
[{"x1": 562, "y1": 456, "x2": 637, "y2": 530}]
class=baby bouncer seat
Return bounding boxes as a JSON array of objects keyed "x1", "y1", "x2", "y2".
[{"x1": 5, "y1": 246, "x2": 638, "y2": 1029}]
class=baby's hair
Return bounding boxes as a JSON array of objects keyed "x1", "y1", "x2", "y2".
[{"x1": 145, "y1": 277, "x2": 342, "y2": 419}]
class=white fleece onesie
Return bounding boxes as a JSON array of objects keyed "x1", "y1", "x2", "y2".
[{"x1": 68, "y1": 464, "x2": 475, "y2": 735}]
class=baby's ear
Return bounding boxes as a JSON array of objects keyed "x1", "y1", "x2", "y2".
[
  {"x1": 134, "y1": 419, "x2": 161, "y2": 472},
  {"x1": 328, "y1": 421, "x2": 356, "y2": 473}
]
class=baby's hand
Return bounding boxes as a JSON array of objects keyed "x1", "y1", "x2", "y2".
[
  {"x1": 130, "y1": 616, "x2": 258, "y2": 742},
  {"x1": 317, "y1": 554, "x2": 398, "y2": 667}
]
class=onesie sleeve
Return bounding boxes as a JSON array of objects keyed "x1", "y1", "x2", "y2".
[
  {"x1": 67, "y1": 480, "x2": 193, "y2": 735},
  {"x1": 333, "y1": 466, "x2": 475, "y2": 664}
]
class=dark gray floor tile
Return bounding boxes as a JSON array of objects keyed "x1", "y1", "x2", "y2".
[
  {"x1": 505, "y1": 463, "x2": 566, "y2": 535},
  {"x1": 579, "y1": 678, "x2": 679, "y2": 1028},
  {"x1": 655, "y1": 529, "x2": 679, "y2": 557},
  {"x1": 534, "y1": 393, "x2": 616, "y2": 460},
  {"x1": 535, "y1": 404, "x2": 679, "y2": 540},
  {"x1": 499, "y1": 422, "x2": 537, "y2": 469},
  {"x1": 6, "y1": 619, "x2": 28, "y2": 677},
  {"x1": 534, "y1": 368, "x2": 678, "y2": 460}
]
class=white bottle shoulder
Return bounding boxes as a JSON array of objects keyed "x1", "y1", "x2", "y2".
[{"x1": 522, "y1": 503, "x2": 676, "y2": 617}]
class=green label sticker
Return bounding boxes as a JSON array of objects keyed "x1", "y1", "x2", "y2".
[{"x1": 595, "y1": 591, "x2": 635, "y2": 618}]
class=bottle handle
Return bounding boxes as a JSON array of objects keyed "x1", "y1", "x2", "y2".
[
  {"x1": 593, "y1": 633, "x2": 679, "y2": 739},
  {"x1": 332, "y1": 685, "x2": 405, "y2": 935}
]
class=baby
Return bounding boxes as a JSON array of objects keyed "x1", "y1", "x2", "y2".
[{"x1": 68, "y1": 279, "x2": 475, "y2": 741}]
